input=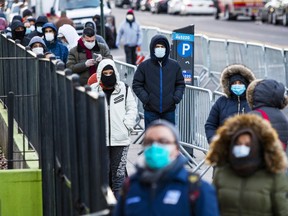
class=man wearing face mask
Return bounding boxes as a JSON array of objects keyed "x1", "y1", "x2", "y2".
[
  {"x1": 206, "y1": 114, "x2": 288, "y2": 215},
  {"x1": 133, "y1": 34, "x2": 185, "y2": 127},
  {"x1": 10, "y1": 20, "x2": 29, "y2": 46},
  {"x1": 205, "y1": 64, "x2": 255, "y2": 144},
  {"x1": 114, "y1": 119, "x2": 219, "y2": 216},
  {"x1": 42, "y1": 22, "x2": 68, "y2": 63},
  {"x1": 90, "y1": 59, "x2": 137, "y2": 199},
  {"x1": 67, "y1": 27, "x2": 112, "y2": 86},
  {"x1": 26, "y1": 15, "x2": 48, "y2": 42},
  {"x1": 116, "y1": 9, "x2": 142, "y2": 65}
]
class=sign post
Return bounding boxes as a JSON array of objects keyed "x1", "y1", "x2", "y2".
[{"x1": 171, "y1": 25, "x2": 194, "y2": 86}]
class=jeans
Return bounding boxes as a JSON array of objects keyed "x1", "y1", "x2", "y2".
[
  {"x1": 124, "y1": 45, "x2": 137, "y2": 65},
  {"x1": 144, "y1": 110, "x2": 175, "y2": 128}
]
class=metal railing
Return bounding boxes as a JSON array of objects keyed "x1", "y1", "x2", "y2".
[
  {"x1": 0, "y1": 34, "x2": 114, "y2": 216},
  {"x1": 140, "y1": 26, "x2": 288, "y2": 90}
]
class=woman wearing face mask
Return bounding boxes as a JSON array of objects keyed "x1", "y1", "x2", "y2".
[
  {"x1": 206, "y1": 114, "x2": 288, "y2": 216},
  {"x1": 90, "y1": 59, "x2": 137, "y2": 199},
  {"x1": 28, "y1": 36, "x2": 47, "y2": 56},
  {"x1": 205, "y1": 64, "x2": 255, "y2": 144}
]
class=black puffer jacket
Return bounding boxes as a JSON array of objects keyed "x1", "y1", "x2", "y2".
[
  {"x1": 247, "y1": 79, "x2": 288, "y2": 146},
  {"x1": 205, "y1": 64, "x2": 255, "y2": 143},
  {"x1": 132, "y1": 35, "x2": 185, "y2": 113}
]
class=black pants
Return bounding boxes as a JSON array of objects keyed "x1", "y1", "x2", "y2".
[
  {"x1": 107, "y1": 146, "x2": 129, "y2": 198},
  {"x1": 124, "y1": 45, "x2": 137, "y2": 65}
]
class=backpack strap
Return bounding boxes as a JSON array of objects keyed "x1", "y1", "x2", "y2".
[
  {"x1": 256, "y1": 109, "x2": 270, "y2": 121},
  {"x1": 187, "y1": 172, "x2": 201, "y2": 216}
]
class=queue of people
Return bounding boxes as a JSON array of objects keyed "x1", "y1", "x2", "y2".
[{"x1": 2, "y1": 8, "x2": 288, "y2": 216}]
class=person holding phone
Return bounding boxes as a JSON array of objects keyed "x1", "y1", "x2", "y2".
[{"x1": 67, "y1": 27, "x2": 113, "y2": 86}]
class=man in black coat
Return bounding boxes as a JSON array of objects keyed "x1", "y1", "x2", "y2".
[{"x1": 132, "y1": 34, "x2": 185, "y2": 127}]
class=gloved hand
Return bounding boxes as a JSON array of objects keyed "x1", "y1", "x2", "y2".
[
  {"x1": 95, "y1": 54, "x2": 102, "y2": 62},
  {"x1": 85, "y1": 59, "x2": 96, "y2": 67}
]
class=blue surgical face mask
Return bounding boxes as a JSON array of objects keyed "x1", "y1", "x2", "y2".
[
  {"x1": 144, "y1": 142, "x2": 171, "y2": 169},
  {"x1": 232, "y1": 145, "x2": 250, "y2": 158},
  {"x1": 154, "y1": 47, "x2": 166, "y2": 58},
  {"x1": 231, "y1": 84, "x2": 246, "y2": 96},
  {"x1": 25, "y1": 28, "x2": 31, "y2": 35}
]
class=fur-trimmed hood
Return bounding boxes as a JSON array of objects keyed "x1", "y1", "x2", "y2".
[
  {"x1": 247, "y1": 79, "x2": 288, "y2": 110},
  {"x1": 206, "y1": 114, "x2": 287, "y2": 174},
  {"x1": 221, "y1": 64, "x2": 255, "y2": 97}
]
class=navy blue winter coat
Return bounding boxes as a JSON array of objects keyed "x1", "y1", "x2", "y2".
[
  {"x1": 247, "y1": 79, "x2": 288, "y2": 146},
  {"x1": 205, "y1": 64, "x2": 256, "y2": 143},
  {"x1": 114, "y1": 156, "x2": 219, "y2": 216},
  {"x1": 132, "y1": 35, "x2": 185, "y2": 113}
]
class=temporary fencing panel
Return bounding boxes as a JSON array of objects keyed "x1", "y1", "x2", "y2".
[
  {"x1": 246, "y1": 43, "x2": 266, "y2": 79},
  {"x1": 265, "y1": 46, "x2": 286, "y2": 84},
  {"x1": 227, "y1": 40, "x2": 246, "y2": 65}
]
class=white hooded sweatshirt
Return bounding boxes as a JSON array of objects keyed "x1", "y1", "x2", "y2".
[{"x1": 58, "y1": 24, "x2": 80, "y2": 50}]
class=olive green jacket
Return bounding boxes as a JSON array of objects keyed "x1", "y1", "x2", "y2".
[{"x1": 213, "y1": 166, "x2": 288, "y2": 216}]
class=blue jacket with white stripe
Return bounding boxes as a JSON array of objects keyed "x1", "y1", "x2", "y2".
[{"x1": 114, "y1": 155, "x2": 219, "y2": 216}]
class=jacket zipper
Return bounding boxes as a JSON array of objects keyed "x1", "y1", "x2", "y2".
[
  {"x1": 151, "y1": 183, "x2": 157, "y2": 214},
  {"x1": 238, "y1": 179, "x2": 245, "y2": 216},
  {"x1": 237, "y1": 96, "x2": 240, "y2": 115},
  {"x1": 159, "y1": 62, "x2": 163, "y2": 113},
  {"x1": 108, "y1": 104, "x2": 111, "y2": 146}
]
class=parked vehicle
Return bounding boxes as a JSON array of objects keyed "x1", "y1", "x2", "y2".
[
  {"x1": 168, "y1": 0, "x2": 215, "y2": 15},
  {"x1": 115, "y1": 0, "x2": 131, "y2": 8},
  {"x1": 214, "y1": 0, "x2": 264, "y2": 20},
  {"x1": 150, "y1": 0, "x2": 170, "y2": 13},
  {"x1": 259, "y1": 0, "x2": 288, "y2": 25},
  {"x1": 131, "y1": 0, "x2": 142, "y2": 10},
  {"x1": 47, "y1": 0, "x2": 112, "y2": 34},
  {"x1": 140, "y1": 0, "x2": 153, "y2": 10}
]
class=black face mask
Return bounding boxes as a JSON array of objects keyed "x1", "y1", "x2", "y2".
[
  {"x1": 13, "y1": 30, "x2": 25, "y2": 40},
  {"x1": 101, "y1": 72, "x2": 116, "y2": 88}
]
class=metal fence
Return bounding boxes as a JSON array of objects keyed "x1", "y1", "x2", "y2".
[
  {"x1": 140, "y1": 26, "x2": 288, "y2": 90},
  {"x1": 0, "y1": 34, "x2": 114, "y2": 216}
]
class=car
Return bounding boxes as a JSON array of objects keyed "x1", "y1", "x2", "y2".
[
  {"x1": 150, "y1": 0, "x2": 170, "y2": 13},
  {"x1": 115, "y1": 0, "x2": 131, "y2": 7},
  {"x1": 264, "y1": 0, "x2": 288, "y2": 25},
  {"x1": 259, "y1": 0, "x2": 281, "y2": 23},
  {"x1": 140, "y1": 0, "x2": 153, "y2": 11},
  {"x1": 168, "y1": 0, "x2": 215, "y2": 15}
]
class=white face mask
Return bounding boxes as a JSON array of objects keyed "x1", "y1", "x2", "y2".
[
  {"x1": 30, "y1": 25, "x2": 35, "y2": 32},
  {"x1": 84, "y1": 40, "x2": 95, "y2": 50},
  {"x1": 232, "y1": 145, "x2": 250, "y2": 158},
  {"x1": 32, "y1": 47, "x2": 44, "y2": 55},
  {"x1": 36, "y1": 26, "x2": 42, "y2": 33},
  {"x1": 126, "y1": 14, "x2": 134, "y2": 21},
  {"x1": 45, "y1": 32, "x2": 54, "y2": 41},
  {"x1": 154, "y1": 47, "x2": 166, "y2": 58}
]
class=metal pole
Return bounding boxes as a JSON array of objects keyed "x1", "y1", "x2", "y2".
[
  {"x1": 7, "y1": 91, "x2": 14, "y2": 169},
  {"x1": 100, "y1": 0, "x2": 106, "y2": 39}
]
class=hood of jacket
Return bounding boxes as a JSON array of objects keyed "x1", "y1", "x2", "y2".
[
  {"x1": 95, "y1": 58, "x2": 120, "y2": 87},
  {"x1": 42, "y1": 22, "x2": 57, "y2": 33},
  {"x1": 28, "y1": 36, "x2": 46, "y2": 48},
  {"x1": 35, "y1": 15, "x2": 48, "y2": 26},
  {"x1": 206, "y1": 114, "x2": 287, "y2": 174},
  {"x1": 58, "y1": 24, "x2": 80, "y2": 49},
  {"x1": 220, "y1": 64, "x2": 255, "y2": 97},
  {"x1": 149, "y1": 34, "x2": 170, "y2": 63},
  {"x1": 247, "y1": 79, "x2": 288, "y2": 110},
  {"x1": 11, "y1": 20, "x2": 25, "y2": 31}
]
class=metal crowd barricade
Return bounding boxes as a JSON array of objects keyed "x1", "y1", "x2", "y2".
[
  {"x1": 177, "y1": 86, "x2": 213, "y2": 176},
  {"x1": 246, "y1": 43, "x2": 266, "y2": 79}
]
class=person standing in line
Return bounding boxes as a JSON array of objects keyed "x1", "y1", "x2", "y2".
[
  {"x1": 132, "y1": 34, "x2": 185, "y2": 128},
  {"x1": 114, "y1": 119, "x2": 219, "y2": 216},
  {"x1": 57, "y1": 24, "x2": 80, "y2": 51},
  {"x1": 42, "y1": 22, "x2": 68, "y2": 63},
  {"x1": 116, "y1": 9, "x2": 142, "y2": 65},
  {"x1": 66, "y1": 27, "x2": 112, "y2": 86},
  {"x1": 246, "y1": 79, "x2": 288, "y2": 152},
  {"x1": 91, "y1": 59, "x2": 137, "y2": 198},
  {"x1": 205, "y1": 64, "x2": 255, "y2": 143},
  {"x1": 206, "y1": 114, "x2": 288, "y2": 215}
]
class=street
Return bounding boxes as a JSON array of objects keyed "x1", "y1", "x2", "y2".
[{"x1": 112, "y1": 6, "x2": 288, "y2": 48}]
